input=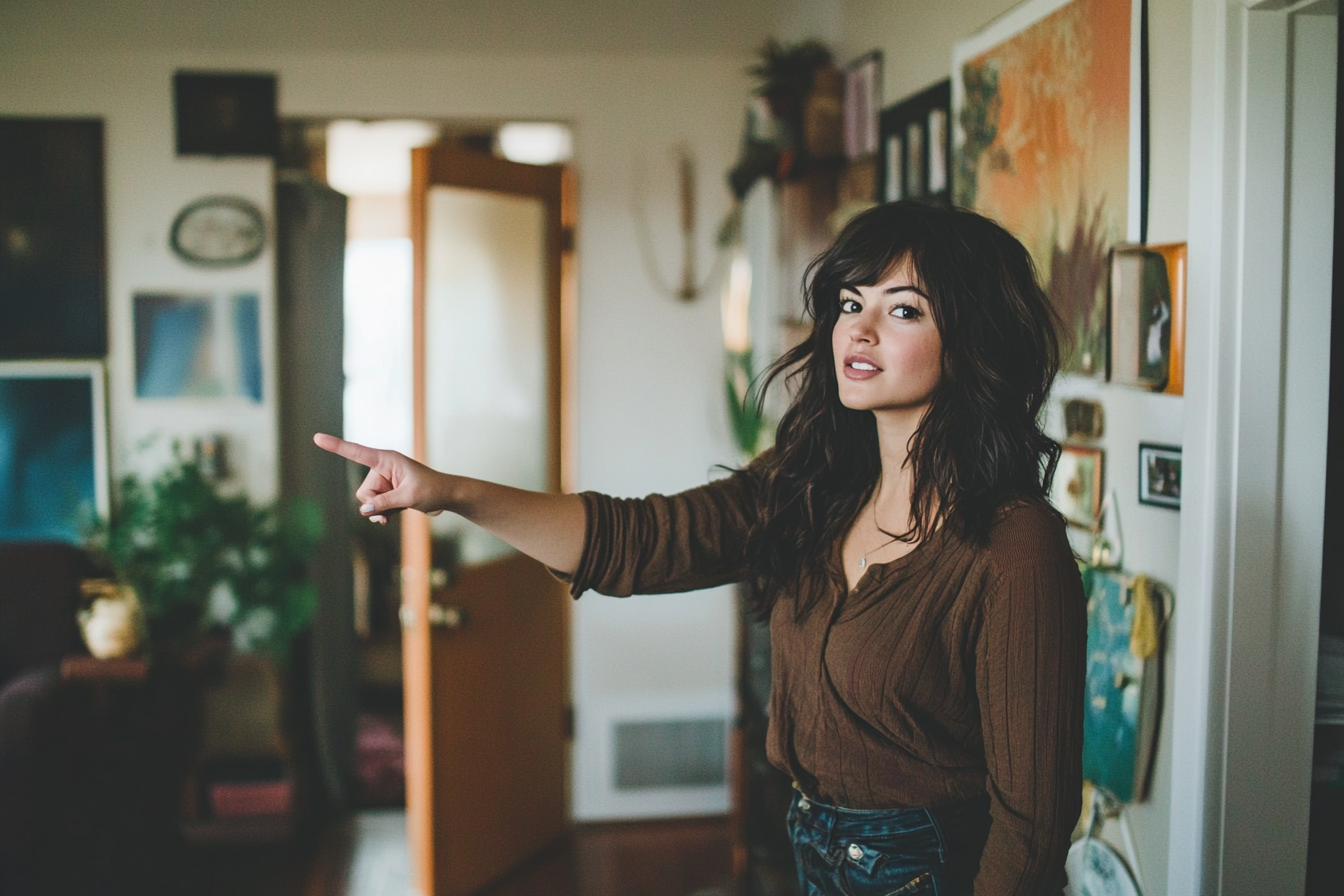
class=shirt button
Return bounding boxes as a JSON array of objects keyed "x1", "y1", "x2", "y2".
[
  {"x1": 798, "y1": 799, "x2": 810, "y2": 812},
  {"x1": 848, "y1": 843, "x2": 864, "y2": 860}
]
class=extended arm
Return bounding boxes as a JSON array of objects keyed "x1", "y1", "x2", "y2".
[{"x1": 313, "y1": 433, "x2": 585, "y2": 575}]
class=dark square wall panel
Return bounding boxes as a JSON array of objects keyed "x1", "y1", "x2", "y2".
[{"x1": 0, "y1": 118, "x2": 107, "y2": 359}]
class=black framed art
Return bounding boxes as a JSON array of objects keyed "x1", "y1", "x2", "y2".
[
  {"x1": 1138, "y1": 442, "x2": 1181, "y2": 509},
  {"x1": 877, "y1": 79, "x2": 951, "y2": 206},
  {"x1": 174, "y1": 71, "x2": 278, "y2": 157},
  {"x1": 0, "y1": 117, "x2": 107, "y2": 359}
]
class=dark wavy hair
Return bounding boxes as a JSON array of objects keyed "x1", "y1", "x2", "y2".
[{"x1": 744, "y1": 200, "x2": 1063, "y2": 619}]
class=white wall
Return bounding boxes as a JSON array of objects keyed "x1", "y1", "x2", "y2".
[
  {"x1": 0, "y1": 30, "x2": 753, "y2": 818},
  {"x1": 837, "y1": 1, "x2": 1192, "y2": 891}
]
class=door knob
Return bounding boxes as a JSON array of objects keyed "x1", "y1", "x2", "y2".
[
  {"x1": 399, "y1": 603, "x2": 468, "y2": 630},
  {"x1": 427, "y1": 603, "x2": 468, "y2": 629}
]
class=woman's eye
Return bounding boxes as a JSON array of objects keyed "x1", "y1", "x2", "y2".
[
  {"x1": 890, "y1": 304, "x2": 921, "y2": 320},
  {"x1": 839, "y1": 298, "x2": 862, "y2": 313}
]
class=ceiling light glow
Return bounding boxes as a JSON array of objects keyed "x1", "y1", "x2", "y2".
[{"x1": 496, "y1": 123, "x2": 573, "y2": 166}]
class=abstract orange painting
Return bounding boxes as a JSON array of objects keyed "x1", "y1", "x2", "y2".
[{"x1": 953, "y1": 0, "x2": 1143, "y2": 375}]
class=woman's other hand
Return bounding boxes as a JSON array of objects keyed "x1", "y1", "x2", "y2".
[{"x1": 313, "y1": 433, "x2": 442, "y2": 524}]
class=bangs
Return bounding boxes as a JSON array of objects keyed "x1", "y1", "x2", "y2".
[{"x1": 807, "y1": 206, "x2": 936, "y2": 314}]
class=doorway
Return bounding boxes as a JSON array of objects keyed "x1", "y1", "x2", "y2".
[{"x1": 275, "y1": 118, "x2": 575, "y2": 896}]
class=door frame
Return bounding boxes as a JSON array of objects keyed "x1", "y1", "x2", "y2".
[
  {"x1": 402, "y1": 147, "x2": 577, "y2": 896},
  {"x1": 1169, "y1": 1, "x2": 1336, "y2": 892}
]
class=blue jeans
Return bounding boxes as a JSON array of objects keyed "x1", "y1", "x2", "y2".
[{"x1": 786, "y1": 789, "x2": 991, "y2": 896}]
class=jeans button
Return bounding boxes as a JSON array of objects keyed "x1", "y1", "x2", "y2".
[{"x1": 847, "y1": 843, "x2": 864, "y2": 860}]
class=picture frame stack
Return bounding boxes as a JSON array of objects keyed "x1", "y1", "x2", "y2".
[
  {"x1": 877, "y1": 80, "x2": 952, "y2": 206},
  {"x1": 0, "y1": 117, "x2": 110, "y2": 546}
]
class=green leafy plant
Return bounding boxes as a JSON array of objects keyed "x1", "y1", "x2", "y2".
[
  {"x1": 725, "y1": 349, "x2": 771, "y2": 459},
  {"x1": 89, "y1": 456, "x2": 323, "y2": 660},
  {"x1": 747, "y1": 38, "x2": 834, "y2": 119}
]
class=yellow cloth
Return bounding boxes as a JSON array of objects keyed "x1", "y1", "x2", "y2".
[{"x1": 1129, "y1": 574, "x2": 1159, "y2": 660}]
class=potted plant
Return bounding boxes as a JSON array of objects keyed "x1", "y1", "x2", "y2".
[{"x1": 88, "y1": 455, "x2": 323, "y2": 662}]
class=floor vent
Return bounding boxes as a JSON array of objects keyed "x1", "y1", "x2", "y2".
[{"x1": 613, "y1": 718, "x2": 726, "y2": 789}]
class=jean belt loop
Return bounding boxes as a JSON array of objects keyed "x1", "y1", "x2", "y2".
[{"x1": 923, "y1": 805, "x2": 950, "y2": 864}]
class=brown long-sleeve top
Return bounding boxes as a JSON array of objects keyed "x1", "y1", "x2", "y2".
[{"x1": 564, "y1": 464, "x2": 1085, "y2": 896}]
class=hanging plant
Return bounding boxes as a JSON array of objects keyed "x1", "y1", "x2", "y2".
[
  {"x1": 88, "y1": 455, "x2": 323, "y2": 660},
  {"x1": 747, "y1": 39, "x2": 834, "y2": 143},
  {"x1": 727, "y1": 38, "x2": 838, "y2": 202}
]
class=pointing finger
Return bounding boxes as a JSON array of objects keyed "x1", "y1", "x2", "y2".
[{"x1": 313, "y1": 433, "x2": 382, "y2": 467}]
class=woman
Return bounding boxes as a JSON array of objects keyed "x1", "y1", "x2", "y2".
[{"x1": 316, "y1": 201, "x2": 1085, "y2": 895}]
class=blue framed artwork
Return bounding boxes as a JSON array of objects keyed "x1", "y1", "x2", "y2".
[
  {"x1": 133, "y1": 291, "x2": 262, "y2": 401},
  {"x1": 0, "y1": 361, "x2": 109, "y2": 543},
  {"x1": 1081, "y1": 566, "x2": 1165, "y2": 802}
]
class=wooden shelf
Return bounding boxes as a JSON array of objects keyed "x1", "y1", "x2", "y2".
[{"x1": 61, "y1": 655, "x2": 149, "y2": 682}]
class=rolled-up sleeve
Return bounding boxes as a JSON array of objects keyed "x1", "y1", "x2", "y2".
[
  {"x1": 973, "y1": 507, "x2": 1086, "y2": 895},
  {"x1": 563, "y1": 465, "x2": 760, "y2": 599}
]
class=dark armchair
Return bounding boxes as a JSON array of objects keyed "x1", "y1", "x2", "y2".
[
  {"x1": 0, "y1": 541, "x2": 93, "y2": 895},
  {"x1": 0, "y1": 542, "x2": 193, "y2": 896}
]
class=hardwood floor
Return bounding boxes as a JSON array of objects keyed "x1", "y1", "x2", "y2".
[
  {"x1": 479, "y1": 816, "x2": 732, "y2": 896},
  {"x1": 188, "y1": 810, "x2": 733, "y2": 896}
]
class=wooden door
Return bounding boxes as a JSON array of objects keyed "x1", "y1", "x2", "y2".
[{"x1": 403, "y1": 146, "x2": 575, "y2": 896}]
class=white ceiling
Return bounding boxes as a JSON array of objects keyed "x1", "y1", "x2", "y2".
[{"x1": 0, "y1": 0, "x2": 805, "y2": 56}]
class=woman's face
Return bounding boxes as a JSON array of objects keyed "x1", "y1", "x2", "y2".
[{"x1": 830, "y1": 258, "x2": 943, "y2": 416}]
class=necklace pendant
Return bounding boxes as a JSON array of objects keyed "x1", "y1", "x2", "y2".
[{"x1": 858, "y1": 556, "x2": 867, "y2": 569}]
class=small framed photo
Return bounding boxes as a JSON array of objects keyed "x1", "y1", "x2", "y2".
[
  {"x1": 1108, "y1": 242, "x2": 1187, "y2": 394},
  {"x1": 1062, "y1": 397, "x2": 1105, "y2": 441},
  {"x1": 174, "y1": 71, "x2": 278, "y2": 157},
  {"x1": 1052, "y1": 445, "x2": 1105, "y2": 529},
  {"x1": 843, "y1": 51, "x2": 882, "y2": 160},
  {"x1": 1138, "y1": 443, "x2": 1182, "y2": 509}
]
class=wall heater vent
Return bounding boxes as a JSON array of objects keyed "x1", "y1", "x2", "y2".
[{"x1": 613, "y1": 718, "x2": 726, "y2": 790}]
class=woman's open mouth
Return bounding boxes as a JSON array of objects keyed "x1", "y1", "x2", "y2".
[{"x1": 843, "y1": 354, "x2": 882, "y2": 380}]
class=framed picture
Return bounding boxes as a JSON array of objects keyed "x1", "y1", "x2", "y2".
[
  {"x1": 0, "y1": 117, "x2": 107, "y2": 358},
  {"x1": 1062, "y1": 397, "x2": 1105, "y2": 441},
  {"x1": 1109, "y1": 242, "x2": 1187, "y2": 394},
  {"x1": 174, "y1": 71, "x2": 278, "y2": 157},
  {"x1": 1138, "y1": 442, "x2": 1181, "y2": 509},
  {"x1": 953, "y1": 0, "x2": 1147, "y2": 376},
  {"x1": 843, "y1": 51, "x2": 882, "y2": 160},
  {"x1": 1052, "y1": 444, "x2": 1105, "y2": 529},
  {"x1": 0, "y1": 361, "x2": 109, "y2": 543},
  {"x1": 878, "y1": 79, "x2": 951, "y2": 205},
  {"x1": 133, "y1": 291, "x2": 263, "y2": 401},
  {"x1": 1082, "y1": 566, "x2": 1166, "y2": 802}
]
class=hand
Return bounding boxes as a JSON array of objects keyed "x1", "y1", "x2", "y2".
[{"x1": 313, "y1": 433, "x2": 445, "y2": 524}]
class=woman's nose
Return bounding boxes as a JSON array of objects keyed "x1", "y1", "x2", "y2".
[{"x1": 847, "y1": 313, "x2": 878, "y2": 342}]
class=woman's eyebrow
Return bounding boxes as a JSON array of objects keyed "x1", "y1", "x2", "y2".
[{"x1": 885, "y1": 284, "x2": 929, "y2": 299}]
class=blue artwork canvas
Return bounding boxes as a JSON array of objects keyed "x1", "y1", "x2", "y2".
[
  {"x1": 134, "y1": 292, "x2": 262, "y2": 401},
  {"x1": 0, "y1": 372, "x2": 98, "y2": 543},
  {"x1": 1081, "y1": 567, "x2": 1163, "y2": 802}
]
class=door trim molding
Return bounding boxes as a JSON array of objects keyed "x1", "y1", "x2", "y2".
[{"x1": 1169, "y1": 2, "x2": 1335, "y2": 892}]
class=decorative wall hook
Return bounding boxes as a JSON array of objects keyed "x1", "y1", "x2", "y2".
[{"x1": 631, "y1": 144, "x2": 726, "y2": 302}]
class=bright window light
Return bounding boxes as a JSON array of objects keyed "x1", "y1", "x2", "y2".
[
  {"x1": 496, "y1": 122, "x2": 573, "y2": 165},
  {"x1": 326, "y1": 120, "x2": 439, "y2": 195},
  {"x1": 343, "y1": 238, "x2": 413, "y2": 455}
]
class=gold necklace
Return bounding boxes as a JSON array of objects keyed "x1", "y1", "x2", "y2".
[{"x1": 858, "y1": 489, "x2": 904, "y2": 569}]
